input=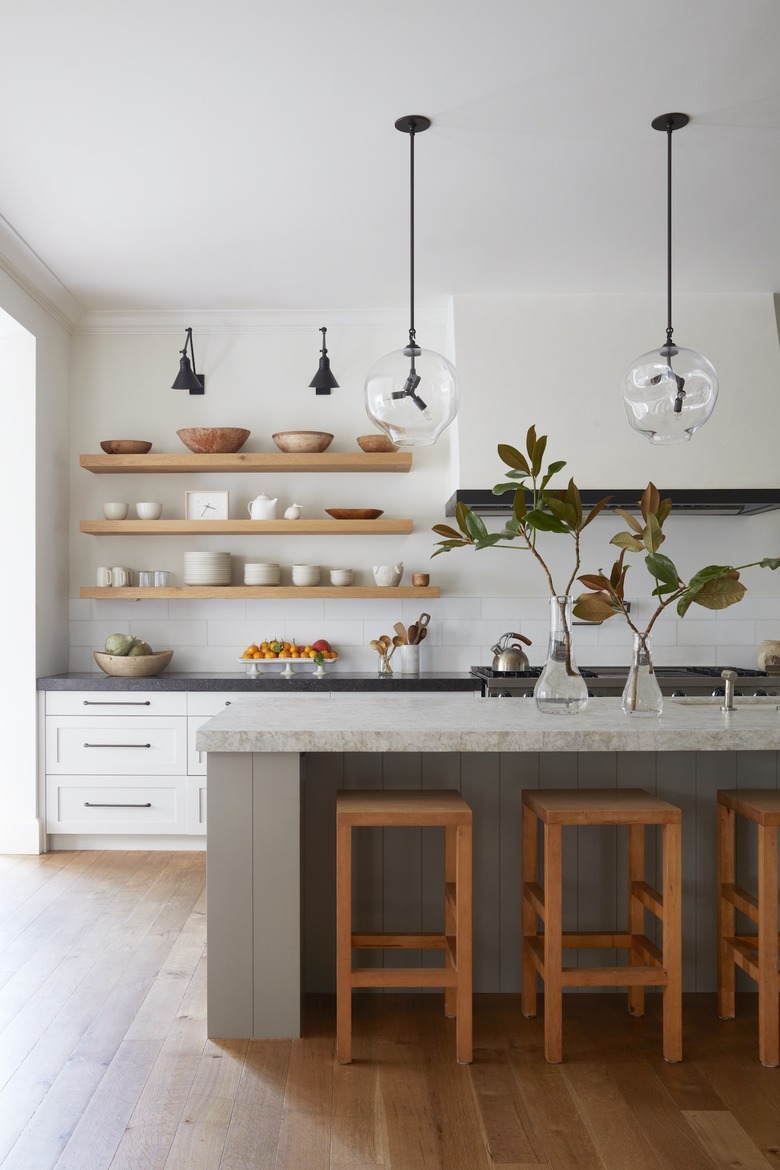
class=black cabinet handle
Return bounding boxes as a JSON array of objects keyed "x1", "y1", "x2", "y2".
[
  {"x1": 84, "y1": 801, "x2": 152, "y2": 808},
  {"x1": 82, "y1": 742, "x2": 151, "y2": 748},
  {"x1": 82, "y1": 700, "x2": 151, "y2": 706}
]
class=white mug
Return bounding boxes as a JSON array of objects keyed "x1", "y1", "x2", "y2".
[
  {"x1": 136, "y1": 502, "x2": 163, "y2": 520},
  {"x1": 96, "y1": 566, "x2": 112, "y2": 587},
  {"x1": 102, "y1": 502, "x2": 128, "y2": 520},
  {"x1": 110, "y1": 566, "x2": 129, "y2": 587}
]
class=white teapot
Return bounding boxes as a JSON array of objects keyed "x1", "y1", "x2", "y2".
[
  {"x1": 373, "y1": 562, "x2": 404, "y2": 587},
  {"x1": 247, "y1": 493, "x2": 278, "y2": 520},
  {"x1": 284, "y1": 503, "x2": 303, "y2": 520}
]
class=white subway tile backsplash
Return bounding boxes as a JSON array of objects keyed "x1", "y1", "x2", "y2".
[
  {"x1": 175, "y1": 598, "x2": 248, "y2": 619},
  {"x1": 135, "y1": 620, "x2": 208, "y2": 646},
  {"x1": 70, "y1": 619, "x2": 132, "y2": 647},
  {"x1": 90, "y1": 598, "x2": 170, "y2": 619},
  {"x1": 69, "y1": 599, "x2": 91, "y2": 621},
  {"x1": 245, "y1": 598, "x2": 325, "y2": 620}
]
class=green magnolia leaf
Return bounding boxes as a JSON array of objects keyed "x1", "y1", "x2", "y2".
[
  {"x1": 572, "y1": 593, "x2": 619, "y2": 622},
  {"x1": 657, "y1": 497, "x2": 673, "y2": 525},
  {"x1": 432, "y1": 524, "x2": 461, "y2": 539},
  {"x1": 513, "y1": 490, "x2": 527, "y2": 523},
  {"x1": 678, "y1": 574, "x2": 746, "y2": 615},
  {"x1": 645, "y1": 552, "x2": 680, "y2": 589},
  {"x1": 475, "y1": 533, "x2": 505, "y2": 549},
  {"x1": 497, "y1": 527, "x2": 521, "y2": 540},
  {"x1": 525, "y1": 425, "x2": 538, "y2": 460},
  {"x1": 640, "y1": 482, "x2": 661, "y2": 522},
  {"x1": 610, "y1": 531, "x2": 644, "y2": 552},
  {"x1": 463, "y1": 509, "x2": 489, "y2": 541},
  {"x1": 493, "y1": 482, "x2": 521, "y2": 496},
  {"x1": 643, "y1": 514, "x2": 664, "y2": 553},
  {"x1": 539, "y1": 459, "x2": 567, "y2": 491},
  {"x1": 614, "y1": 507, "x2": 643, "y2": 534},
  {"x1": 530, "y1": 433, "x2": 547, "y2": 476},
  {"x1": 431, "y1": 540, "x2": 467, "y2": 558},
  {"x1": 525, "y1": 508, "x2": 569, "y2": 534},
  {"x1": 545, "y1": 494, "x2": 577, "y2": 528},
  {"x1": 455, "y1": 501, "x2": 472, "y2": 537},
  {"x1": 498, "y1": 444, "x2": 530, "y2": 473},
  {"x1": 760, "y1": 557, "x2": 780, "y2": 570},
  {"x1": 686, "y1": 564, "x2": 736, "y2": 589}
]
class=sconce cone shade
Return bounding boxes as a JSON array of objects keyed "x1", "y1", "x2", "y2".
[
  {"x1": 365, "y1": 346, "x2": 459, "y2": 447},
  {"x1": 172, "y1": 355, "x2": 204, "y2": 394},
  {"x1": 621, "y1": 344, "x2": 718, "y2": 444}
]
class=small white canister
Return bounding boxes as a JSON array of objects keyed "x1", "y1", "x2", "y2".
[{"x1": 396, "y1": 644, "x2": 420, "y2": 675}]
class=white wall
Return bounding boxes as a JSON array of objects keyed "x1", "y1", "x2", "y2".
[{"x1": 67, "y1": 301, "x2": 780, "y2": 677}]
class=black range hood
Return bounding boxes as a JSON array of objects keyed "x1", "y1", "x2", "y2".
[{"x1": 445, "y1": 489, "x2": 780, "y2": 518}]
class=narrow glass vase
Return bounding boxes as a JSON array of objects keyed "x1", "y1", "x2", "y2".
[
  {"x1": 534, "y1": 595, "x2": 589, "y2": 715},
  {"x1": 622, "y1": 632, "x2": 663, "y2": 717}
]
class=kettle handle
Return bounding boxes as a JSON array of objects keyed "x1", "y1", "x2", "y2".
[{"x1": 505, "y1": 631, "x2": 532, "y2": 646}]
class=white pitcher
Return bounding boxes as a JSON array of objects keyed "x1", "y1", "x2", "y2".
[
  {"x1": 247, "y1": 493, "x2": 278, "y2": 520},
  {"x1": 284, "y1": 503, "x2": 302, "y2": 520}
]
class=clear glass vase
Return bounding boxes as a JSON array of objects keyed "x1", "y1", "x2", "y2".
[
  {"x1": 622, "y1": 632, "x2": 663, "y2": 717},
  {"x1": 534, "y1": 595, "x2": 589, "y2": 715}
]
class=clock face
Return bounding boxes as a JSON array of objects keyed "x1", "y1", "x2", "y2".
[{"x1": 186, "y1": 491, "x2": 228, "y2": 520}]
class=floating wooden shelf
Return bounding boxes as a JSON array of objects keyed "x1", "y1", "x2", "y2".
[
  {"x1": 80, "y1": 585, "x2": 440, "y2": 600},
  {"x1": 80, "y1": 518, "x2": 414, "y2": 536},
  {"x1": 80, "y1": 452, "x2": 413, "y2": 474}
]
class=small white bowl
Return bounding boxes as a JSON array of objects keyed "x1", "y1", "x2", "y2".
[{"x1": 330, "y1": 569, "x2": 354, "y2": 586}]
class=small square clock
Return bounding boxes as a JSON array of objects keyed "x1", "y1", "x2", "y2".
[{"x1": 185, "y1": 490, "x2": 229, "y2": 520}]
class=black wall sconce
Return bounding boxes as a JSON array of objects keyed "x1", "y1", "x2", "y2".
[
  {"x1": 308, "y1": 326, "x2": 339, "y2": 395},
  {"x1": 172, "y1": 327, "x2": 205, "y2": 394}
]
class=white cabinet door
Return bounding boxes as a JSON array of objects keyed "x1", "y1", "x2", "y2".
[{"x1": 46, "y1": 716, "x2": 187, "y2": 775}]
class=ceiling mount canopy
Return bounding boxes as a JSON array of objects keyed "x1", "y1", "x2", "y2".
[
  {"x1": 171, "y1": 327, "x2": 205, "y2": 395},
  {"x1": 364, "y1": 114, "x2": 459, "y2": 447},
  {"x1": 620, "y1": 112, "x2": 718, "y2": 444},
  {"x1": 308, "y1": 326, "x2": 339, "y2": 394}
]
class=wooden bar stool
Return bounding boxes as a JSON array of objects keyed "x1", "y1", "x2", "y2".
[
  {"x1": 717, "y1": 788, "x2": 780, "y2": 1067},
  {"x1": 522, "y1": 787, "x2": 682, "y2": 1064},
  {"x1": 336, "y1": 789, "x2": 472, "y2": 1064}
]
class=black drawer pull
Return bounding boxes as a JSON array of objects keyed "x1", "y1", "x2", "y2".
[
  {"x1": 84, "y1": 801, "x2": 152, "y2": 808},
  {"x1": 83, "y1": 742, "x2": 152, "y2": 748},
  {"x1": 82, "y1": 700, "x2": 151, "y2": 706}
]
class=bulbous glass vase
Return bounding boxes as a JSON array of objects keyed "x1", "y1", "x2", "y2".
[{"x1": 534, "y1": 596, "x2": 589, "y2": 715}]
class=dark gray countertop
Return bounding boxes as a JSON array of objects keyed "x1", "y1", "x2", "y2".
[{"x1": 37, "y1": 671, "x2": 480, "y2": 693}]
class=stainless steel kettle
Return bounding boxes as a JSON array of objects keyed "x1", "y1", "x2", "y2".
[{"x1": 491, "y1": 632, "x2": 532, "y2": 672}]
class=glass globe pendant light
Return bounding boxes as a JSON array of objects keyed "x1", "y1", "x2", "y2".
[
  {"x1": 365, "y1": 115, "x2": 459, "y2": 447},
  {"x1": 621, "y1": 113, "x2": 718, "y2": 444}
]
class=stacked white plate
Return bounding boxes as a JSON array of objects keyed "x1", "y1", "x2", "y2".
[
  {"x1": 184, "y1": 551, "x2": 232, "y2": 586},
  {"x1": 291, "y1": 564, "x2": 321, "y2": 586},
  {"x1": 244, "y1": 562, "x2": 281, "y2": 585}
]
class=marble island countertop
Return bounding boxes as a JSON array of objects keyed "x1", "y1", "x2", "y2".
[{"x1": 195, "y1": 693, "x2": 780, "y2": 754}]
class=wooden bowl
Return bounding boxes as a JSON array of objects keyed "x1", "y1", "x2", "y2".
[
  {"x1": 100, "y1": 440, "x2": 153, "y2": 455},
  {"x1": 325, "y1": 508, "x2": 384, "y2": 520},
  {"x1": 177, "y1": 427, "x2": 250, "y2": 453},
  {"x1": 272, "y1": 431, "x2": 333, "y2": 453},
  {"x1": 93, "y1": 649, "x2": 174, "y2": 676},
  {"x1": 356, "y1": 434, "x2": 398, "y2": 453}
]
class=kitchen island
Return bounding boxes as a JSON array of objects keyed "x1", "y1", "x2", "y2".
[{"x1": 196, "y1": 693, "x2": 780, "y2": 1039}]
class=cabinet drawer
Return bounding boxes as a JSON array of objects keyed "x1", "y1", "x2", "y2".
[
  {"x1": 46, "y1": 776, "x2": 188, "y2": 834},
  {"x1": 46, "y1": 716, "x2": 187, "y2": 775},
  {"x1": 46, "y1": 691, "x2": 187, "y2": 717},
  {"x1": 187, "y1": 693, "x2": 238, "y2": 717}
]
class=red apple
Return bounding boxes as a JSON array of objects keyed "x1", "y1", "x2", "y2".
[{"x1": 312, "y1": 638, "x2": 332, "y2": 653}]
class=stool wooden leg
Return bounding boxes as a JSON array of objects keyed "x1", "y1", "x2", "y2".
[
  {"x1": 455, "y1": 820, "x2": 473, "y2": 1064},
  {"x1": 444, "y1": 824, "x2": 456, "y2": 1019},
  {"x1": 757, "y1": 823, "x2": 779, "y2": 1068},
  {"x1": 544, "y1": 823, "x2": 563, "y2": 1063},
  {"x1": 521, "y1": 803, "x2": 538, "y2": 1019},
  {"x1": 627, "y1": 822, "x2": 645, "y2": 1018},
  {"x1": 336, "y1": 819, "x2": 353, "y2": 1064},
  {"x1": 661, "y1": 819, "x2": 682, "y2": 1063},
  {"x1": 717, "y1": 802, "x2": 736, "y2": 1020}
]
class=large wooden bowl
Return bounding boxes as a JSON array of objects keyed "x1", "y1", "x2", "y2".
[
  {"x1": 272, "y1": 431, "x2": 333, "y2": 453},
  {"x1": 93, "y1": 650, "x2": 174, "y2": 676},
  {"x1": 177, "y1": 427, "x2": 250, "y2": 453}
]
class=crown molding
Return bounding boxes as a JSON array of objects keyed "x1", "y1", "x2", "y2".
[
  {"x1": 73, "y1": 307, "x2": 449, "y2": 335},
  {"x1": 0, "y1": 214, "x2": 83, "y2": 331}
]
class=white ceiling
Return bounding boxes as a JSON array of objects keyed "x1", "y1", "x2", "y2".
[{"x1": 1, "y1": 0, "x2": 779, "y2": 316}]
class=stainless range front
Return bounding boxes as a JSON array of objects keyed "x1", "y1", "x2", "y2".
[{"x1": 470, "y1": 665, "x2": 780, "y2": 698}]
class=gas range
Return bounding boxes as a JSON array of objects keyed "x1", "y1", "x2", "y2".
[{"x1": 470, "y1": 665, "x2": 779, "y2": 698}]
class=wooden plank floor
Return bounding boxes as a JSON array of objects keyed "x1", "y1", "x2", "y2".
[{"x1": 1, "y1": 851, "x2": 779, "y2": 1170}]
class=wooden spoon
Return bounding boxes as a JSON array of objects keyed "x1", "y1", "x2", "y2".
[
  {"x1": 393, "y1": 622, "x2": 408, "y2": 644},
  {"x1": 407, "y1": 623, "x2": 418, "y2": 645}
]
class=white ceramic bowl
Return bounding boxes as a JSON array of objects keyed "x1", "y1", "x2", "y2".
[{"x1": 330, "y1": 569, "x2": 354, "y2": 586}]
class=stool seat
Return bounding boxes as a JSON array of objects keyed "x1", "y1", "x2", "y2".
[
  {"x1": 522, "y1": 787, "x2": 682, "y2": 1064},
  {"x1": 336, "y1": 788, "x2": 472, "y2": 1065},
  {"x1": 717, "y1": 788, "x2": 780, "y2": 1067}
]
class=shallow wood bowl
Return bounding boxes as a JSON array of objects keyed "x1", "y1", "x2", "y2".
[
  {"x1": 356, "y1": 434, "x2": 398, "y2": 453},
  {"x1": 177, "y1": 427, "x2": 250, "y2": 453},
  {"x1": 325, "y1": 508, "x2": 384, "y2": 520},
  {"x1": 100, "y1": 440, "x2": 153, "y2": 454},
  {"x1": 93, "y1": 649, "x2": 174, "y2": 676},
  {"x1": 272, "y1": 431, "x2": 333, "y2": 453}
]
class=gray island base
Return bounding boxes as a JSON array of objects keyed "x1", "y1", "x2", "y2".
[{"x1": 195, "y1": 694, "x2": 780, "y2": 1040}]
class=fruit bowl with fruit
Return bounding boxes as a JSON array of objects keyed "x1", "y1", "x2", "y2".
[
  {"x1": 94, "y1": 633, "x2": 173, "y2": 677},
  {"x1": 238, "y1": 638, "x2": 337, "y2": 677}
]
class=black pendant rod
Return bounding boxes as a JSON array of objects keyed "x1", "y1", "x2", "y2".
[
  {"x1": 651, "y1": 112, "x2": 689, "y2": 347},
  {"x1": 409, "y1": 123, "x2": 416, "y2": 350}
]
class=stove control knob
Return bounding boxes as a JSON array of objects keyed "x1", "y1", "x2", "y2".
[
  {"x1": 524, "y1": 690, "x2": 534, "y2": 698},
  {"x1": 671, "y1": 690, "x2": 686, "y2": 698},
  {"x1": 754, "y1": 689, "x2": 768, "y2": 697},
  {"x1": 497, "y1": 690, "x2": 512, "y2": 698},
  {"x1": 712, "y1": 688, "x2": 725, "y2": 697}
]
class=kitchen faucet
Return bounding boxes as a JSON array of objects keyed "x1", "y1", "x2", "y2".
[{"x1": 720, "y1": 669, "x2": 738, "y2": 712}]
